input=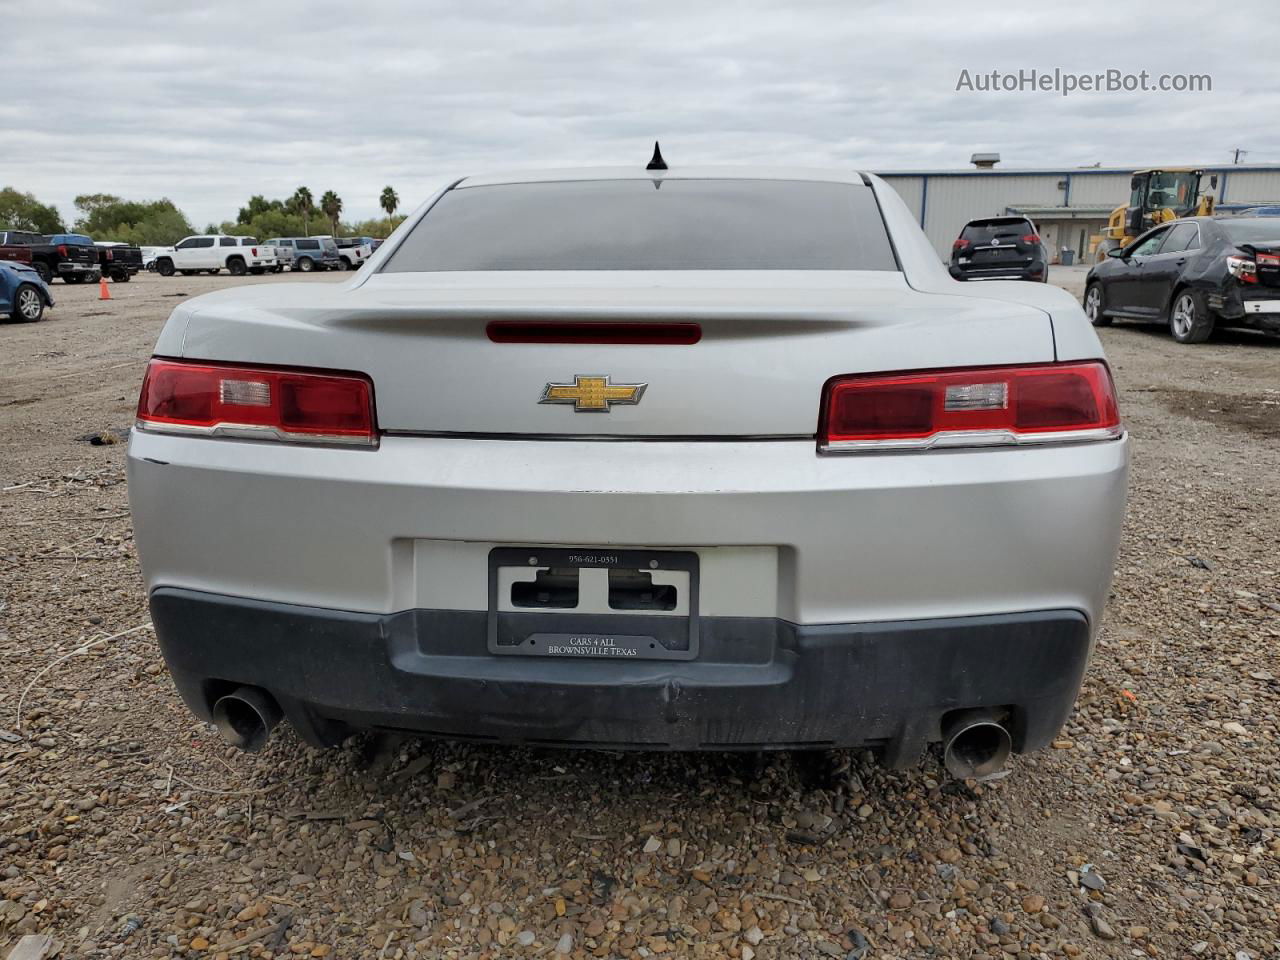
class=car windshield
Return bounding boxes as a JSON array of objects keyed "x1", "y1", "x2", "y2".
[
  {"x1": 383, "y1": 179, "x2": 898, "y2": 271},
  {"x1": 1219, "y1": 219, "x2": 1280, "y2": 245},
  {"x1": 1145, "y1": 172, "x2": 1200, "y2": 216},
  {"x1": 960, "y1": 219, "x2": 1031, "y2": 243}
]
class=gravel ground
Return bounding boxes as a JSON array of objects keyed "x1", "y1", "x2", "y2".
[{"x1": 2, "y1": 272, "x2": 1278, "y2": 959}]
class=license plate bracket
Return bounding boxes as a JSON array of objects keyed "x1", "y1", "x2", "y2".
[{"x1": 486, "y1": 547, "x2": 699, "y2": 660}]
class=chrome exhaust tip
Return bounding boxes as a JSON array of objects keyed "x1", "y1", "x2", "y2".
[
  {"x1": 942, "y1": 710, "x2": 1013, "y2": 780},
  {"x1": 211, "y1": 686, "x2": 282, "y2": 752}
]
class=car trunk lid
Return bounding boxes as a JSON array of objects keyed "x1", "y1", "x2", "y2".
[{"x1": 177, "y1": 270, "x2": 1058, "y2": 437}]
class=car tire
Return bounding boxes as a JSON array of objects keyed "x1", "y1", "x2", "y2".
[
  {"x1": 157, "y1": 259, "x2": 175, "y2": 277},
  {"x1": 64, "y1": 275, "x2": 85, "y2": 284},
  {"x1": 273, "y1": 265, "x2": 284, "y2": 274},
  {"x1": 297, "y1": 257, "x2": 314, "y2": 273},
  {"x1": 207, "y1": 269, "x2": 220, "y2": 276},
  {"x1": 228, "y1": 257, "x2": 247, "y2": 276},
  {"x1": 1084, "y1": 283, "x2": 1111, "y2": 326},
  {"x1": 13, "y1": 283, "x2": 44, "y2": 322},
  {"x1": 117, "y1": 271, "x2": 132, "y2": 283},
  {"x1": 1169, "y1": 288, "x2": 1214, "y2": 344},
  {"x1": 34, "y1": 262, "x2": 52, "y2": 283},
  {"x1": 341, "y1": 258, "x2": 353, "y2": 271}
]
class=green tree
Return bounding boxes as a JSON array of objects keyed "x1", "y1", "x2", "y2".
[
  {"x1": 319, "y1": 191, "x2": 343, "y2": 236},
  {"x1": 379, "y1": 186, "x2": 399, "y2": 222},
  {"x1": 0, "y1": 187, "x2": 64, "y2": 233},
  {"x1": 350, "y1": 215, "x2": 406, "y2": 238},
  {"x1": 289, "y1": 187, "x2": 314, "y2": 234},
  {"x1": 73, "y1": 194, "x2": 193, "y2": 245},
  {"x1": 237, "y1": 195, "x2": 283, "y2": 223}
]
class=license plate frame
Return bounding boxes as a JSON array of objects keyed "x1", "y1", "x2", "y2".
[{"x1": 486, "y1": 547, "x2": 700, "y2": 661}]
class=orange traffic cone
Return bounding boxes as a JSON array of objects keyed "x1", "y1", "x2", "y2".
[{"x1": 98, "y1": 276, "x2": 112, "y2": 300}]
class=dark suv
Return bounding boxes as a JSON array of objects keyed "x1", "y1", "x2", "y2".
[{"x1": 950, "y1": 216, "x2": 1048, "y2": 282}]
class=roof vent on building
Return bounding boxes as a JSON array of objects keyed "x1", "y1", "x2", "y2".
[{"x1": 970, "y1": 152, "x2": 1001, "y2": 169}]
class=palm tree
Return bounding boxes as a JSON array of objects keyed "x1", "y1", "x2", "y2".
[
  {"x1": 379, "y1": 186, "x2": 399, "y2": 230},
  {"x1": 319, "y1": 190, "x2": 342, "y2": 235},
  {"x1": 290, "y1": 187, "x2": 314, "y2": 234}
]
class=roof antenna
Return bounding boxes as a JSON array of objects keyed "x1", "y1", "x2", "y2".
[{"x1": 646, "y1": 141, "x2": 667, "y2": 171}]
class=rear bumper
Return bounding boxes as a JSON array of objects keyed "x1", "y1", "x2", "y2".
[
  {"x1": 127, "y1": 432, "x2": 1129, "y2": 627},
  {"x1": 950, "y1": 264, "x2": 1046, "y2": 282},
  {"x1": 152, "y1": 587, "x2": 1091, "y2": 759}
]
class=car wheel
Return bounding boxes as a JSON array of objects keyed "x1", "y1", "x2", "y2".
[
  {"x1": 1084, "y1": 283, "x2": 1111, "y2": 326},
  {"x1": 1169, "y1": 289, "x2": 1214, "y2": 344},
  {"x1": 14, "y1": 283, "x2": 44, "y2": 322},
  {"x1": 297, "y1": 257, "x2": 314, "y2": 273},
  {"x1": 273, "y1": 265, "x2": 284, "y2": 274},
  {"x1": 118, "y1": 271, "x2": 131, "y2": 283},
  {"x1": 157, "y1": 259, "x2": 175, "y2": 277},
  {"x1": 34, "y1": 262, "x2": 52, "y2": 283},
  {"x1": 207, "y1": 269, "x2": 220, "y2": 276},
  {"x1": 228, "y1": 257, "x2": 247, "y2": 276},
  {"x1": 64, "y1": 275, "x2": 85, "y2": 284}
]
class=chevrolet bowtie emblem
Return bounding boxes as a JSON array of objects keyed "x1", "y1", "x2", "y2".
[{"x1": 539, "y1": 375, "x2": 647, "y2": 412}]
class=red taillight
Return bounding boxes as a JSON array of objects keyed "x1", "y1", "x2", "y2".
[
  {"x1": 1021, "y1": 234, "x2": 1040, "y2": 245},
  {"x1": 136, "y1": 359, "x2": 377, "y2": 446},
  {"x1": 57, "y1": 244, "x2": 68, "y2": 256},
  {"x1": 952, "y1": 237, "x2": 970, "y2": 250},
  {"x1": 1226, "y1": 254, "x2": 1258, "y2": 284},
  {"x1": 820, "y1": 361, "x2": 1120, "y2": 452},
  {"x1": 251, "y1": 246, "x2": 259, "y2": 257}
]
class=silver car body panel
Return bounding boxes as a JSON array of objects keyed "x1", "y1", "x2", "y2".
[{"x1": 131, "y1": 166, "x2": 1127, "y2": 659}]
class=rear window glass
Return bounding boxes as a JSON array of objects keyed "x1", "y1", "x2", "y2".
[
  {"x1": 960, "y1": 219, "x2": 1034, "y2": 244},
  {"x1": 1219, "y1": 219, "x2": 1280, "y2": 244},
  {"x1": 383, "y1": 179, "x2": 898, "y2": 271},
  {"x1": 297, "y1": 239, "x2": 320, "y2": 250}
]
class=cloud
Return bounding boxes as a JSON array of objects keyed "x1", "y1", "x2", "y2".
[{"x1": 6, "y1": 0, "x2": 1274, "y2": 231}]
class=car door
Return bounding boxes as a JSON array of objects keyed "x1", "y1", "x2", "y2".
[
  {"x1": 1137, "y1": 222, "x2": 1199, "y2": 315},
  {"x1": 217, "y1": 236, "x2": 237, "y2": 268},
  {"x1": 1110, "y1": 226, "x2": 1171, "y2": 315},
  {"x1": 171, "y1": 237, "x2": 198, "y2": 269}
]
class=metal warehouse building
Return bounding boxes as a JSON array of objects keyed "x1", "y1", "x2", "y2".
[{"x1": 875, "y1": 161, "x2": 1280, "y2": 263}]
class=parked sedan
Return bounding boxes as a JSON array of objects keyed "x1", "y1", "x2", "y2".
[
  {"x1": 1084, "y1": 216, "x2": 1280, "y2": 343},
  {"x1": 0, "y1": 261, "x2": 54, "y2": 322},
  {"x1": 128, "y1": 167, "x2": 1128, "y2": 778},
  {"x1": 949, "y1": 215, "x2": 1048, "y2": 282}
]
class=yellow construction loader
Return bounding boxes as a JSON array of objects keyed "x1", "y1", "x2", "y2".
[{"x1": 1091, "y1": 168, "x2": 1218, "y2": 261}]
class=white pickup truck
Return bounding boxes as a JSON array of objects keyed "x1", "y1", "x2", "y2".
[{"x1": 153, "y1": 236, "x2": 284, "y2": 277}]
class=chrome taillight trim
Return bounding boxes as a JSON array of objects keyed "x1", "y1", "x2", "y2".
[
  {"x1": 134, "y1": 420, "x2": 378, "y2": 448},
  {"x1": 820, "y1": 425, "x2": 1124, "y2": 454}
]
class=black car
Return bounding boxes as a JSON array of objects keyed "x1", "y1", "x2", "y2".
[
  {"x1": 949, "y1": 216, "x2": 1048, "y2": 282},
  {"x1": 96, "y1": 242, "x2": 144, "y2": 282},
  {"x1": 1084, "y1": 217, "x2": 1280, "y2": 343}
]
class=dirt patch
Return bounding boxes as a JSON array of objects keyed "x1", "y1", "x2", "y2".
[{"x1": 1157, "y1": 386, "x2": 1280, "y2": 439}]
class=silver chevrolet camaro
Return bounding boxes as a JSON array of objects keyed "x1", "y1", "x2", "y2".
[{"x1": 127, "y1": 161, "x2": 1129, "y2": 777}]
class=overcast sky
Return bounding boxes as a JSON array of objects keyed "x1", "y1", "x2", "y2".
[{"x1": 6, "y1": 0, "x2": 1275, "y2": 230}]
